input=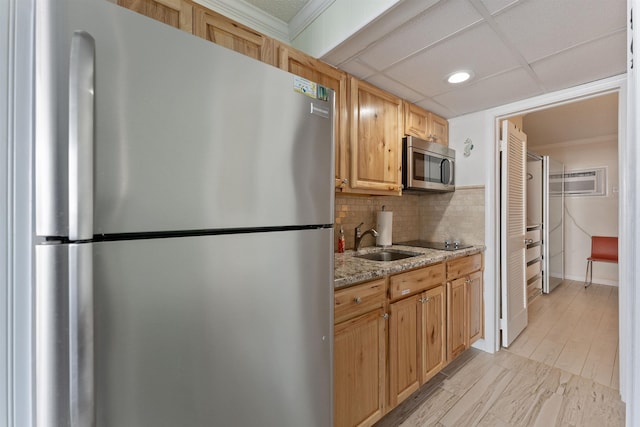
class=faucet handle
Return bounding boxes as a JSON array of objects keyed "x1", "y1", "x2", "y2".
[{"x1": 355, "y1": 222, "x2": 364, "y2": 236}]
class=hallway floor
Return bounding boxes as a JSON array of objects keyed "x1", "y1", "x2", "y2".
[{"x1": 374, "y1": 280, "x2": 624, "y2": 426}]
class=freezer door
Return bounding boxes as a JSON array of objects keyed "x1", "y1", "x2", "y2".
[
  {"x1": 36, "y1": 0, "x2": 334, "y2": 237},
  {"x1": 91, "y1": 229, "x2": 332, "y2": 426}
]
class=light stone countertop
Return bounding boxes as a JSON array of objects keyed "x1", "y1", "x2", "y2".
[{"x1": 334, "y1": 244, "x2": 485, "y2": 289}]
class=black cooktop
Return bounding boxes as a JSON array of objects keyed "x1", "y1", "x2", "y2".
[{"x1": 395, "y1": 240, "x2": 472, "y2": 251}]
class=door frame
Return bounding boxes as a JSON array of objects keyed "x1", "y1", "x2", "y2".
[{"x1": 487, "y1": 74, "x2": 628, "y2": 397}]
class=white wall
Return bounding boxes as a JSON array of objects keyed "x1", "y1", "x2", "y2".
[
  {"x1": 531, "y1": 139, "x2": 619, "y2": 285},
  {"x1": 449, "y1": 109, "x2": 495, "y2": 354},
  {"x1": 290, "y1": 0, "x2": 400, "y2": 57}
]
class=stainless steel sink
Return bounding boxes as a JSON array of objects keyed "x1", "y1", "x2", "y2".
[{"x1": 354, "y1": 249, "x2": 422, "y2": 262}]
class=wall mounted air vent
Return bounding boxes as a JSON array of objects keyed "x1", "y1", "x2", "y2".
[{"x1": 549, "y1": 167, "x2": 607, "y2": 197}]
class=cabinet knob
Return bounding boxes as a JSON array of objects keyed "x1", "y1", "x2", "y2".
[
  {"x1": 342, "y1": 178, "x2": 349, "y2": 185},
  {"x1": 381, "y1": 313, "x2": 389, "y2": 320},
  {"x1": 419, "y1": 297, "x2": 430, "y2": 303},
  {"x1": 354, "y1": 297, "x2": 362, "y2": 304}
]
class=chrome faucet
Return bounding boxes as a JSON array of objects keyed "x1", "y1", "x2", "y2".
[{"x1": 354, "y1": 222, "x2": 378, "y2": 251}]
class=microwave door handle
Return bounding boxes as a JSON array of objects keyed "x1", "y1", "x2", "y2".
[{"x1": 442, "y1": 158, "x2": 453, "y2": 185}]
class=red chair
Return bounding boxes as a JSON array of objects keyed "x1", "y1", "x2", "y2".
[{"x1": 584, "y1": 236, "x2": 618, "y2": 288}]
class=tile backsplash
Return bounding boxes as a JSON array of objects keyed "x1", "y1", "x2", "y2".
[{"x1": 335, "y1": 186, "x2": 485, "y2": 251}]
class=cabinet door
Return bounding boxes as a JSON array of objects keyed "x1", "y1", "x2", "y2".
[
  {"x1": 421, "y1": 285, "x2": 446, "y2": 383},
  {"x1": 349, "y1": 78, "x2": 402, "y2": 195},
  {"x1": 388, "y1": 295, "x2": 421, "y2": 407},
  {"x1": 193, "y1": 6, "x2": 276, "y2": 65},
  {"x1": 334, "y1": 309, "x2": 386, "y2": 427},
  {"x1": 278, "y1": 45, "x2": 349, "y2": 190},
  {"x1": 118, "y1": 0, "x2": 193, "y2": 32},
  {"x1": 447, "y1": 277, "x2": 467, "y2": 360},
  {"x1": 403, "y1": 101, "x2": 429, "y2": 140},
  {"x1": 429, "y1": 113, "x2": 449, "y2": 146},
  {"x1": 468, "y1": 271, "x2": 484, "y2": 344}
]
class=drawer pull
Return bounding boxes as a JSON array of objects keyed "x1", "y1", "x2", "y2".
[{"x1": 354, "y1": 297, "x2": 362, "y2": 304}]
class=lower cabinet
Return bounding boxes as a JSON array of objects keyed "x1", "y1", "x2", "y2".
[
  {"x1": 335, "y1": 252, "x2": 483, "y2": 427},
  {"x1": 421, "y1": 285, "x2": 447, "y2": 383},
  {"x1": 447, "y1": 277, "x2": 468, "y2": 360},
  {"x1": 446, "y1": 254, "x2": 484, "y2": 360},
  {"x1": 388, "y1": 294, "x2": 421, "y2": 407},
  {"x1": 334, "y1": 279, "x2": 387, "y2": 427},
  {"x1": 388, "y1": 264, "x2": 446, "y2": 408},
  {"x1": 468, "y1": 271, "x2": 484, "y2": 344}
]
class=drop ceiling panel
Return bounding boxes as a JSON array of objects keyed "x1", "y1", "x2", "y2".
[
  {"x1": 384, "y1": 23, "x2": 521, "y2": 97},
  {"x1": 357, "y1": 0, "x2": 483, "y2": 71},
  {"x1": 365, "y1": 74, "x2": 426, "y2": 103},
  {"x1": 433, "y1": 67, "x2": 542, "y2": 115},
  {"x1": 531, "y1": 31, "x2": 627, "y2": 92},
  {"x1": 321, "y1": 0, "x2": 441, "y2": 66},
  {"x1": 478, "y1": 0, "x2": 521, "y2": 15},
  {"x1": 339, "y1": 59, "x2": 377, "y2": 79},
  {"x1": 493, "y1": 0, "x2": 627, "y2": 63},
  {"x1": 413, "y1": 98, "x2": 456, "y2": 118}
]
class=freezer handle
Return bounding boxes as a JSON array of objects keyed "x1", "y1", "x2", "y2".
[
  {"x1": 69, "y1": 31, "x2": 95, "y2": 241},
  {"x1": 69, "y1": 244, "x2": 95, "y2": 427}
]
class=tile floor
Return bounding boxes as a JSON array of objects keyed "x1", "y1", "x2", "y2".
[{"x1": 374, "y1": 280, "x2": 625, "y2": 426}]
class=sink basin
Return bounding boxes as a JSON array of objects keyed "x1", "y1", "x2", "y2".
[{"x1": 355, "y1": 249, "x2": 421, "y2": 262}]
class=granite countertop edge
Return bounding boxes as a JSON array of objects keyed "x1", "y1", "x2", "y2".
[{"x1": 334, "y1": 244, "x2": 486, "y2": 290}]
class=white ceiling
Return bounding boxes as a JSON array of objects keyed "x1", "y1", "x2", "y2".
[
  {"x1": 523, "y1": 93, "x2": 619, "y2": 149},
  {"x1": 240, "y1": 0, "x2": 627, "y2": 120}
]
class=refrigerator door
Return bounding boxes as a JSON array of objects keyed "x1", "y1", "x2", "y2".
[
  {"x1": 36, "y1": 0, "x2": 335, "y2": 237},
  {"x1": 89, "y1": 229, "x2": 332, "y2": 426}
]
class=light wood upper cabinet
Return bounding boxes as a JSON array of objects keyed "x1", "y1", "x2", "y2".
[
  {"x1": 277, "y1": 45, "x2": 349, "y2": 190},
  {"x1": 430, "y1": 113, "x2": 449, "y2": 146},
  {"x1": 349, "y1": 77, "x2": 403, "y2": 196},
  {"x1": 334, "y1": 279, "x2": 387, "y2": 427},
  {"x1": 117, "y1": 0, "x2": 193, "y2": 32},
  {"x1": 403, "y1": 101, "x2": 449, "y2": 146},
  {"x1": 193, "y1": 5, "x2": 276, "y2": 66}
]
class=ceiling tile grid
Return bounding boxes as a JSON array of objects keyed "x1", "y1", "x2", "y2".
[
  {"x1": 357, "y1": 0, "x2": 484, "y2": 71},
  {"x1": 222, "y1": 0, "x2": 628, "y2": 118},
  {"x1": 431, "y1": 67, "x2": 543, "y2": 115},
  {"x1": 491, "y1": 0, "x2": 627, "y2": 64}
]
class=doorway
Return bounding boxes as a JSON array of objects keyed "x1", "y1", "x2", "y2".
[{"x1": 498, "y1": 92, "x2": 621, "y2": 386}]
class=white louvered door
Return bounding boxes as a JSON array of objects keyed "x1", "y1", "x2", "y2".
[{"x1": 500, "y1": 120, "x2": 528, "y2": 347}]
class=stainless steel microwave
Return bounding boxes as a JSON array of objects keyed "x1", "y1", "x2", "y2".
[{"x1": 402, "y1": 136, "x2": 455, "y2": 192}]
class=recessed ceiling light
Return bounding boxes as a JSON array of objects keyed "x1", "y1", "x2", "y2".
[{"x1": 447, "y1": 71, "x2": 472, "y2": 84}]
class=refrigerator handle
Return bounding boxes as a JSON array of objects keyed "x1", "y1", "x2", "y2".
[
  {"x1": 69, "y1": 243, "x2": 95, "y2": 427},
  {"x1": 69, "y1": 31, "x2": 95, "y2": 241}
]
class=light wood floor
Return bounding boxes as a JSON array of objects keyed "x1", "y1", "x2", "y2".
[{"x1": 374, "y1": 280, "x2": 624, "y2": 426}]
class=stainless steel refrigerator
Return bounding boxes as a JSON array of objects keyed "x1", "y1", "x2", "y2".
[{"x1": 34, "y1": 1, "x2": 334, "y2": 426}]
